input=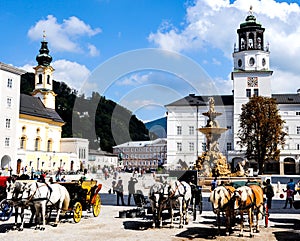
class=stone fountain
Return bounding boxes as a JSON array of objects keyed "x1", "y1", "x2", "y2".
[{"x1": 194, "y1": 97, "x2": 232, "y2": 177}]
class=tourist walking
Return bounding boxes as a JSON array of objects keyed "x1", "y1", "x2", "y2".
[
  {"x1": 115, "y1": 179, "x2": 125, "y2": 206},
  {"x1": 127, "y1": 177, "x2": 138, "y2": 206},
  {"x1": 211, "y1": 177, "x2": 217, "y2": 191},
  {"x1": 286, "y1": 178, "x2": 296, "y2": 201},
  {"x1": 265, "y1": 179, "x2": 274, "y2": 209},
  {"x1": 283, "y1": 186, "x2": 293, "y2": 209}
]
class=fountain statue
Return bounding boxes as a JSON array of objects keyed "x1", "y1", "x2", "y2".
[{"x1": 194, "y1": 97, "x2": 240, "y2": 177}]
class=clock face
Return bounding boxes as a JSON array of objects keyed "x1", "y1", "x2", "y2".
[
  {"x1": 247, "y1": 77, "x2": 258, "y2": 87},
  {"x1": 249, "y1": 57, "x2": 255, "y2": 66}
]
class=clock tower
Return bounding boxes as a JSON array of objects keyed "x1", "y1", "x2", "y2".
[
  {"x1": 32, "y1": 32, "x2": 56, "y2": 109},
  {"x1": 232, "y1": 7, "x2": 273, "y2": 149}
]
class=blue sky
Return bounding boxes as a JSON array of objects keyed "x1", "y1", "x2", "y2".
[{"x1": 1, "y1": 0, "x2": 300, "y2": 122}]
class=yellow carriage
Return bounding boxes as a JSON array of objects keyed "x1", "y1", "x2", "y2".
[{"x1": 59, "y1": 180, "x2": 102, "y2": 223}]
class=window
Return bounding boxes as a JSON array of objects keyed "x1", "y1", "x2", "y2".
[
  {"x1": 47, "y1": 75, "x2": 50, "y2": 84},
  {"x1": 202, "y1": 142, "x2": 206, "y2": 151},
  {"x1": 177, "y1": 142, "x2": 182, "y2": 152},
  {"x1": 47, "y1": 140, "x2": 52, "y2": 152},
  {"x1": 254, "y1": 88, "x2": 259, "y2": 96},
  {"x1": 189, "y1": 126, "x2": 194, "y2": 135},
  {"x1": 7, "y1": 78, "x2": 12, "y2": 88},
  {"x1": 297, "y1": 144, "x2": 300, "y2": 150},
  {"x1": 35, "y1": 138, "x2": 41, "y2": 151},
  {"x1": 7, "y1": 98, "x2": 12, "y2": 107},
  {"x1": 296, "y1": 111, "x2": 300, "y2": 116},
  {"x1": 227, "y1": 142, "x2": 232, "y2": 151},
  {"x1": 5, "y1": 118, "x2": 11, "y2": 128},
  {"x1": 189, "y1": 142, "x2": 194, "y2": 152},
  {"x1": 5, "y1": 137, "x2": 10, "y2": 147},
  {"x1": 177, "y1": 126, "x2": 182, "y2": 135},
  {"x1": 38, "y1": 74, "x2": 42, "y2": 84},
  {"x1": 20, "y1": 136, "x2": 26, "y2": 149},
  {"x1": 297, "y1": 126, "x2": 300, "y2": 135},
  {"x1": 246, "y1": 89, "x2": 251, "y2": 97}
]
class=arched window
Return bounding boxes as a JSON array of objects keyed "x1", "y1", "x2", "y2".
[
  {"x1": 38, "y1": 74, "x2": 42, "y2": 84},
  {"x1": 248, "y1": 33, "x2": 254, "y2": 49},
  {"x1": 47, "y1": 75, "x2": 50, "y2": 84},
  {"x1": 20, "y1": 136, "x2": 27, "y2": 149},
  {"x1": 35, "y1": 137, "x2": 41, "y2": 151},
  {"x1": 47, "y1": 139, "x2": 52, "y2": 152},
  {"x1": 284, "y1": 158, "x2": 296, "y2": 175}
]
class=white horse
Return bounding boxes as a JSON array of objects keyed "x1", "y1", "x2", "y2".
[
  {"x1": 209, "y1": 185, "x2": 235, "y2": 235},
  {"x1": 6, "y1": 179, "x2": 36, "y2": 231},
  {"x1": 168, "y1": 180, "x2": 191, "y2": 228},
  {"x1": 7, "y1": 180, "x2": 70, "y2": 230},
  {"x1": 148, "y1": 182, "x2": 169, "y2": 228},
  {"x1": 26, "y1": 182, "x2": 70, "y2": 230}
]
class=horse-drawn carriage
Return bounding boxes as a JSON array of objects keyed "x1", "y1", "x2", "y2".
[
  {"x1": 0, "y1": 177, "x2": 102, "y2": 230},
  {"x1": 58, "y1": 179, "x2": 102, "y2": 223}
]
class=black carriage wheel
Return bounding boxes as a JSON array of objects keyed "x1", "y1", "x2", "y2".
[
  {"x1": 199, "y1": 193, "x2": 203, "y2": 215},
  {"x1": 0, "y1": 199, "x2": 13, "y2": 221},
  {"x1": 192, "y1": 199, "x2": 197, "y2": 221}
]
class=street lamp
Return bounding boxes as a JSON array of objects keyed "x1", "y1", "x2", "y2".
[{"x1": 37, "y1": 158, "x2": 40, "y2": 171}]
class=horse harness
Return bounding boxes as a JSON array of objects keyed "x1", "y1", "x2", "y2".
[
  {"x1": 26, "y1": 182, "x2": 53, "y2": 205},
  {"x1": 169, "y1": 181, "x2": 187, "y2": 199},
  {"x1": 213, "y1": 187, "x2": 233, "y2": 213},
  {"x1": 235, "y1": 188, "x2": 259, "y2": 211}
]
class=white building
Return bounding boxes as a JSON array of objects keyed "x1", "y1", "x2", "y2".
[
  {"x1": 88, "y1": 149, "x2": 118, "y2": 172},
  {"x1": 0, "y1": 62, "x2": 25, "y2": 172},
  {"x1": 113, "y1": 138, "x2": 167, "y2": 170},
  {"x1": 166, "y1": 11, "x2": 300, "y2": 175}
]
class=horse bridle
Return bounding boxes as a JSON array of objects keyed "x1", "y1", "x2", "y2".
[
  {"x1": 213, "y1": 187, "x2": 232, "y2": 213},
  {"x1": 169, "y1": 181, "x2": 186, "y2": 199}
]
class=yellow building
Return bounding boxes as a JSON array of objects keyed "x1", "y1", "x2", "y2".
[{"x1": 15, "y1": 37, "x2": 88, "y2": 175}]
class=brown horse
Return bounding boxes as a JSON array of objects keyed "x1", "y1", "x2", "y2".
[
  {"x1": 210, "y1": 185, "x2": 235, "y2": 235},
  {"x1": 234, "y1": 185, "x2": 264, "y2": 237}
]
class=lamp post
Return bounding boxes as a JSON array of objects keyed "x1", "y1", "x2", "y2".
[{"x1": 37, "y1": 158, "x2": 40, "y2": 171}]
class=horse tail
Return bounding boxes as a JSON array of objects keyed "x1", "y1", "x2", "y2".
[{"x1": 62, "y1": 187, "x2": 70, "y2": 211}]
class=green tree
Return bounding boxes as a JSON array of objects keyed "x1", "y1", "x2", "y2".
[{"x1": 238, "y1": 96, "x2": 286, "y2": 174}]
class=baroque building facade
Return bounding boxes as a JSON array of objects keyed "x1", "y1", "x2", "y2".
[
  {"x1": 0, "y1": 37, "x2": 89, "y2": 175},
  {"x1": 166, "y1": 11, "x2": 300, "y2": 175}
]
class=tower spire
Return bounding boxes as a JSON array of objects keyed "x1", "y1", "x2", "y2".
[{"x1": 36, "y1": 31, "x2": 52, "y2": 67}]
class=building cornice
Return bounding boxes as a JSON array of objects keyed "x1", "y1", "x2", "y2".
[
  {"x1": 19, "y1": 113, "x2": 65, "y2": 127},
  {"x1": 0, "y1": 62, "x2": 26, "y2": 75}
]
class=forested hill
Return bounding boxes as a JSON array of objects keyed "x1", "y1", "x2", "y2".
[{"x1": 20, "y1": 73, "x2": 149, "y2": 152}]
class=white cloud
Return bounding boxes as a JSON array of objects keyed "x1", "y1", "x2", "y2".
[
  {"x1": 87, "y1": 44, "x2": 100, "y2": 57},
  {"x1": 19, "y1": 60, "x2": 91, "y2": 93},
  {"x1": 52, "y1": 60, "x2": 90, "y2": 91},
  {"x1": 28, "y1": 15, "x2": 101, "y2": 54},
  {"x1": 148, "y1": 0, "x2": 300, "y2": 93},
  {"x1": 117, "y1": 73, "x2": 151, "y2": 86},
  {"x1": 272, "y1": 68, "x2": 300, "y2": 94}
]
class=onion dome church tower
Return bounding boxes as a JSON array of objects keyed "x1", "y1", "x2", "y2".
[
  {"x1": 232, "y1": 7, "x2": 273, "y2": 149},
  {"x1": 32, "y1": 32, "x2": 56, "y2": 109}
]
